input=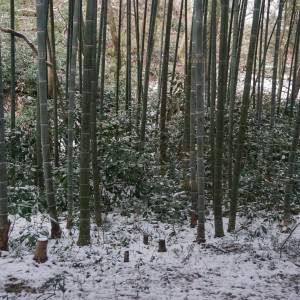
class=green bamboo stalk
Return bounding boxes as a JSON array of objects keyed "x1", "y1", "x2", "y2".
[
  {"x1": 133, "y1": 0, "x2": 141, "y2": 131},
  {"x1": 90, "y1": 0, "x2": 101, "y2": 227},
  {"x1": 116, "y1": 0, "x2": 123, "y2": 115},
  {"x1": 0, "y1": 32, "x2": 10, "y2": 251},
  {"x1": 284, "y1": 13, "x2": 300, "y2": 223},
  {"x1": 195, "y1": 0, "x2": 205, "y2": 244},
  {"x1": 67, "y1": 0, "x2": 80, "y2": 229},
  {"x1": 36, "y1": 0, "x2": 61, "y2": 239},
  {"x1": 10, "y1": 0, "x2": 16, "y2": 182},
  {"x1": 258, "y1": 0, "x2": 270, "y2": 126},
  {"x1": 77, "y1": 0, "x2": 95, "y2": 246},
  {"x1": 228, "y1": 0, "x2": 261, "y2": 232},
  {"x1": 254, "y1": 2, "x2": 265, "y2": 174},
  {"x1": 160, "y1": 0, "x2": 173, "y2": 170},
  {"x1": 140, "y1": 0, "x2": 158, "y2": 147},
  {"x1": 66, "y1": 0, "x2": 74, "y2": 94},
  {"x1": 277, "y1": 0, "x2": 296, "y2": 116},
  {"x1": 285, "y1": 35, "x2": 297, "y2": 114},
  {"x1": 36, "y1": 87, "x2": 44, "y2": 189},
  {"x1": 284, "y1": 104, "x2": 300, "y2": 221},
  {"x1": 256, "y1": 1, "x2": 264, "y2": 124},
  {"x1": 99, "y1": 0, "x2": 108, "y2": 139},
  {"x1": 190, "y1": 8, "x2": 197, "y2": 227},
  {"x1": 96, "y1": 0, "x2": 104, "y2": 83},
  {"x1": 228, "y1": 0, "x2": 239, "y2": 201},
  {"x1": 225, "y1": 0, "x2": 235, "y2": 87},
  {"x1": 10, "y1": 0, "x2": 15, "y2": 135},
  {"x1": 284, "y1": 11, "x2": 300, "y2": 221},
  {"x1": 169, "y1": 0, "x2": 184, "y2": 97},
  {"x1": 213, "y1": 0, "x2": 229, "y2": 238},
  {"x1": 79, "y1": 0, "x2": 83, "y2": 94},
  {"x1": 224, "y1": 0, "x2": 235, "y2": 97},
  {"x1": 138, "y1": 0, "x2": 148, "y2": 118},
  {"x1": 126, "y1": 0, "x2": 132, "y2": 133},
  {"x1": 202, "y1": 0, "x2": 208, "y2": 106},
  {"x1": 209, "y1": 0, "x2": 217, "y2": 201},
  {"x1": 155, "y1": 0, "x2": 167, "y2": 129},
  {"x1": 49, "y1": 0, "x2": 59, "y2": 167},
  {"x1": 270, "y1": 0, "x2": 284, "y2": 128},
  {"x1": 289, "y1": 13, "x2": 300, "y2": 118},
  {"x1": 182, "y1": 0, "x2": 190, "y2": 156},
  {"x1": 251, "y1": 6, "x2": 261, "y2": 109},
  {"x1": 233, "y1": 0, "x2": 248, "y2": 100},
  {"x1": 182, "y1": 21, "x2": 192, "y2": 181}
]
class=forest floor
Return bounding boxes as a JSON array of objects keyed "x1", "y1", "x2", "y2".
[{"x1": 0, "y1": 212, "x2": 299, "y2": 300}]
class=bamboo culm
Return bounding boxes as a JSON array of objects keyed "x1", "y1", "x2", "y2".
[
  {"x1": 140, "y1": 0, "x2": 158, "y2": 147},
  {"x1": 0, "y1": 32, "x2": 9, "y2": 250},
  {"x1": 213, "y1": 0, "x2": 229, "y2": 238},
  {"x1": 77, "y1": 0, "x2": 95, "y2": 246},
  {"x1": 67, "y1": 0, "x2": 80, "y2": 228},
  {"x1": 228, "y1": 0, "x2": 261, "y2": 232},
  {"x1": 159, "y1": 0, "x2": 174, "y2": 170},
  {"x1": 36, "y1": 0, "x2": 61, "y2": 238},
  {"x1": 195, "y1": 0, "x2": 206, "y2": 243}
]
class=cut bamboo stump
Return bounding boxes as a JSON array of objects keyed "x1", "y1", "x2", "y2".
[
  {"x1": 0, "y1": 221, "x2": 11, "y2": 251},
  {"x1": 33, "y1": 238, "x2": 48, "y2": 263},
  {"x1": 158, "y1": 239, "x2": 167, "y2": 252},
  {"x1": 196, "y1": 226, "x2": 206, "y2": 244},
  {"x1": 190, "y1": 213, "x2": 198, "y2": 228},
  {"x1": 124, "y1": 251, "x2": 129, "y2": 262},
  {"x1": 143, "y1": 234, "x2": 148, "y2": 245}
]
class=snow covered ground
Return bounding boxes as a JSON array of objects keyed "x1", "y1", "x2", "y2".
[{"x1": 0, "y1": 212, "x2": 299, "y2": 299}]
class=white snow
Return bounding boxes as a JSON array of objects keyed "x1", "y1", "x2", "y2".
[{"x1": 1, "y1": 212, "x2": 299, "y2": 299}]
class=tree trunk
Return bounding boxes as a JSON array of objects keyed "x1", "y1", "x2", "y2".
[
  {"x1": 115, "y1": 0, "x2": 123, "y2": 115},
  {"x1": 107, "y1": 0, "x2": 118, "y2": 56},
  {"x1": 77, "y1": 0, "x2": 96, "y2": 246},
  {"x1": 190, "y1": 8, "x2": 197, "y2": 226},
  {"x1": 0, "y1": 36, "x2": 9, "y2": 251},
  {"x1": 270, "y1": 0, "x2": 284, "y2": 128},
  {"x1": 49, "y1": 0, "x2": 59, "y2": 167},
  {"x1": 283, "y1": 14, "x2": 300, "y2": 223},
  {"x1": 36, "y1": 0, "x2": 61, "y2": 239},
  {"x1": 228, "y1": 0, "x2": 261, "y2": 232},
  {"x1": 140, "y1": 0, "x2": 158, "y2": 147},
  {"x1": 125, "y1": 0, "x2": 132, "y2": 133},
  {"x1": 159, "y1": 0, "x2": 173, "y2": 171},
  {"x1": 67, "y1": 0, "x2": 80, "y2": 229},
  {"x1": 214, "y1": 0, "x2": 229, "y2": 238},
  {"x1": 195, "y1": 0, "x2": 206, "y2": 244},
  {"x1": 294, "y1": 66, "x2": 300, "y2": 100},
  {"x1": 10, "y1": 0, "x2": 16, "y2": 183}
]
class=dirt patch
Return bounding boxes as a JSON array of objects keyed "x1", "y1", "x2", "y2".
[
  {"x1": 203, "y1": 243, "x2": 244, "y2": 254},
  {"x1": 276, "y1": 273, "x2": 300, "y2": 293},
  {"x1": 5, "y1": 280, "x2": 44, "y2": 295}
]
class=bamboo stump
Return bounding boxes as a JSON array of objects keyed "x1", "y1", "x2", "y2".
[
  {"x1": 33, "y1": 238, "x2": 48, "y2": 263},
  {"x1": 124, "y1": 250, "x2": 129, "y2": 262},
  {"x1": 190, "y1": 213, "x2": 198, "y2": 228},
  {"x1": 158, "y1": 239, "x2": 167, "y2": 252},
  {"x1": 66, "y1": 219, "x2": 73, "y2": 229},
  {"x1": 196, "y1": 226, "x2": 206, "y2": 244},
  {"x1": 143, "y1": 234, "x2": 148, "y2": 245},
  {"x1": 0, "y1": 221, "x2": 11, "y2": 251}
]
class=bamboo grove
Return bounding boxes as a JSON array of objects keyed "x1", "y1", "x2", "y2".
[{"x1": 0, "y1": 0, "x2": 300, "y2": 250}]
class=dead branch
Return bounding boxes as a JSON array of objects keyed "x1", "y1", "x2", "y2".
[
  {"x1": 0, "y1": 26, "x2": 52, "y2": 68},
  {"x1": 0, "y1": 27, "x2": 68, "y2": 121},
  {"x1": 280, "y1": 222, "x2": 300, "y2": 258},
  {"x1": 0, "y1": 26, "x2": 38, "y2": 56},
  {"x1": 15, "y1": 9, "x2": 36, "y2": 17}
]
